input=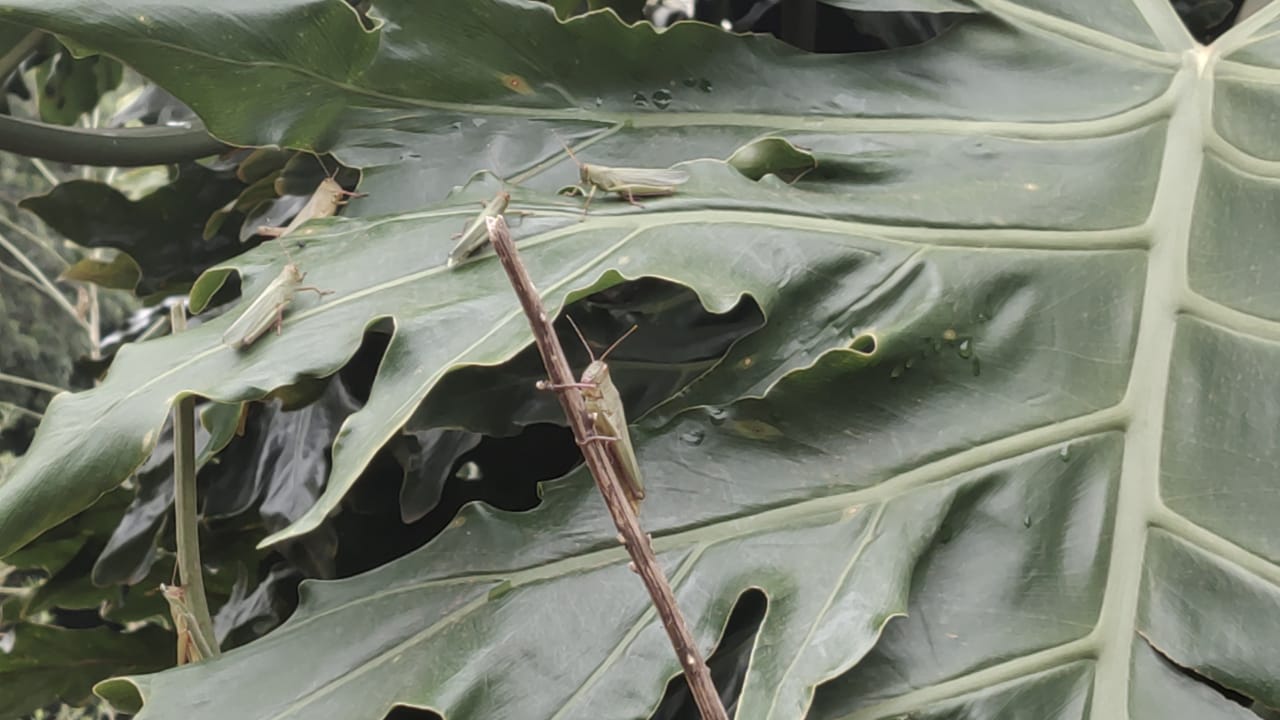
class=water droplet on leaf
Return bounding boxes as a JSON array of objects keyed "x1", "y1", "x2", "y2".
[
  {"x1": 1059, "y1": 444, "x2": 1071, "y2": 462},
  {"x1": 652, "y1": 89, "x2": 672, "y2": 109},
  {"x1": 632, "y1": 91, "x2": 649, "y2": 107},
  {"x1": 957, "y1": 339, "x2": 973, "y2": 359},
  {"x1": 681, "y1": 429, "x2": 705, "y2": 446}
]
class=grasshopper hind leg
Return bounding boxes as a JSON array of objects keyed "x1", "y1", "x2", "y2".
[{"x1": 580, "y1": 184, "x2": 597, "y2": 219}]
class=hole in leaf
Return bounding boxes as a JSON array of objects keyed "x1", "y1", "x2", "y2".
[
  {"x1": 716, "y1": 0, "x2": 967, "y2": 53},
  {"x1": 381, "y1": 705, "x2": 441, "y2": 720},
  {"x1": 337, "y1": 422, "x2": 575, "y2": 575},
  {"x1": 410, "y1": 422, "x2": 572, "y2": 520},
  {"x1": 422, "y1": 277, "x2": 763, "y2": 437},
  {"x1": 651, "y1": 588, "x2": 768, "y2": 719},
  {"x1": 338, "y1": 326, "x2": 392, "y2": 404},
  {"x1": 850, "y1": 332, "x2": 878, "y2": 355},
  {"x1": 1169, "y1": 0, "x2": 1246, "y2": 44}
]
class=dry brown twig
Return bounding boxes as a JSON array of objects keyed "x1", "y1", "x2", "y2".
[{"x1": 484, "y1": 215, "x2": 729, "y2": 720}]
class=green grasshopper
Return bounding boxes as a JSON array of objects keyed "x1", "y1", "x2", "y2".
[
  {"x1": 232, "y1": 173, "x2": 350, "y2": 349},
  {"x1": 447, "y1": 191, "x2": 511, "y2": 268},
  {"x1": 539, "y1": 319, "x2": 644, "y2": 512},
  {"x1": 559, "y1": 138, "x2": 689, "y2": 217},
  {"x1": 161, "y1": 583, "x2": 215, "y2": 665},
  {"x1": 221, "y1": 261, "x2": 332, "y2": 350},
  {"x1": 256, "y1": 176, "x2": 364, "y2": 238}
]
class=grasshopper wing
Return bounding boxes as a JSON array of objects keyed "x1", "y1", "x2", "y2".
[
  {"x1": 589, "y1": 379, "x2": 645, "y2": 509},
  {"x1": 221, "y1": 276, "x2": 293, "y2": 349},
  {"x1": 603, "y1": 167, "x2": 689, "y2": 188}
]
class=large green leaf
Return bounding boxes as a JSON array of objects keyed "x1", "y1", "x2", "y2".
[{"x1": 0, "y1": 0, "x2": 1277, "y2": 717}]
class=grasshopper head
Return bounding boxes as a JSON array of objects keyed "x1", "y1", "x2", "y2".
[
  {"x1": 579, "y1": 164, "x2": 593, "y2": 184},
  {"x1": 284, "y1": 263, "x2": 306, "y2": 283},
  {"x1": 580, "y1": 359, "x2": 610, "y2": 397}
]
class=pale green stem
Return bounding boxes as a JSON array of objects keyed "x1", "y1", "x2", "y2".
[
  {"x1": 0, "y1": 257, "x2": 44, "y2": 291},
  {"x1": 87, "y1": 284, "x2": 100, "y2": 359},
  {"x1": 0, "y1": 372, "x2": 65, "y2": 395},
  {"x1": 27, "y1": 157, "x2": 58, "y2": 186},
  {"x1": 0, "y1": 402, "x2": 42, "y2": 421},
  {"x1": 0, "y1": 228, "x2": 88, "y2": 332},
  {"x1": 168, "y1": 304, "x2": 221, "y2": 660},
  {"x1": 135, "y1": 314, "x2": 169, "y2": 343},
  {"x1": 0, "y1": 211, "x2": 68, "y2": 267}
]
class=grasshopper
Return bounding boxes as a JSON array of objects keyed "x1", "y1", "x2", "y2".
[
  {"x1": 559, "y1": 138, "x2": 689, "y2": 217},
  {"x1": 447, "y1": 191, "x2": 511, "y2": 268},
  {"x1": 257, "y1": 176, "x2": 364, "y2": 238},
  {"x1": 161, "y1": 583, "x2": 215, "y2": 665},
  {"x1": 539, "y1": 319, "x2": 644, "y2": 512},
  {"x1": 221, "y1": 261, "x2": 332, "y2": 350},
  {"x1": 234, "y1": 169, "x2": 349, "y2": 349}
]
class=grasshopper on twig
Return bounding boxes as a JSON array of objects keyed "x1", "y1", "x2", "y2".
[
  {"x1": 538, "y1": 319, "x2": 644, "y2": 511},
  {"x1": 161, "y1": 583, "x2": 215, "y2": 665}
]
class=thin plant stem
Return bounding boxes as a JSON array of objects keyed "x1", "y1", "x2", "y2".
[
  {"x1": 0, "y1": 372, "x2": 66, "y2": 395},
  {"x1": 27, "y1": 157, "x2": 59, "y2": 186},
  {"x1": 0, "y1": 258, "x2": 44, "y2": 292},
  {"x1": 485, "y1": 216, "x2": 729, "y2": 720},
  {"x1": 0, "y1": 402, "x2": 43, "y2": 421},
  {"x1": 0, "y1": 228, "x2": 88, "y2": 332},
  {"x1": 88, "y1": 284, "x2": 100, "y2": 359},
  {"x1": 135, "y1": 314, "x2": 170, "y2": 343},
  {"x1": 168, "y1": 304, "x2": 221, "y2": 661},
  {"x1": 0, "y1": 212, "x2": 68, "y2": 268}
]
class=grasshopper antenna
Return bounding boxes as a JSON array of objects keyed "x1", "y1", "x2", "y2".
[
  {"x1": 564, "y1": 315, "x2": 595, "y2": 361},
  {"x1": 317, "y1": 155, "x2": 366, "y2": 199},
  {"x1": 316, "y1": 154, "x2": 337, "y2": 180},
  {"x1": 565, "y1": 315, "x2": 638, "y2": 362},
  {"x1": 599, "y1": 324, "x2": 638, "y2": 361},
  {"x1": 554, "y1": 131, "x2": 584, "y2": 169}
]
